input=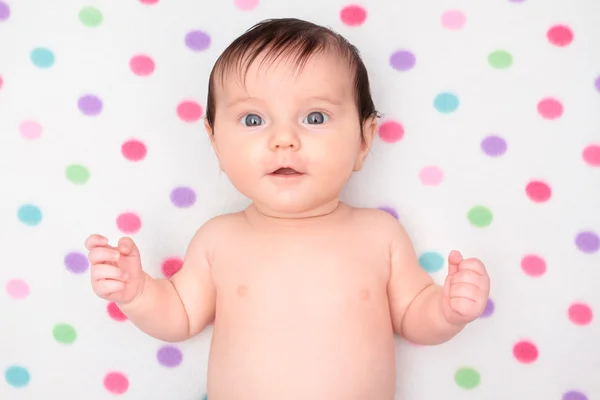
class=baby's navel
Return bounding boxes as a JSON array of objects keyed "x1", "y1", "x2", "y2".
[
  {"x1": 236, "y1": 285, "x2": 248, "y2": 297},
  {"x1": 359, "y1": 289, "x2": 370, "y2": 301}
]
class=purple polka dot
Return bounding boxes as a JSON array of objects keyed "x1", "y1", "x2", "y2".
[
  {"x1": 185, "y1": 30, "x2": 211, "y2": 51},
  {"x1": 78, "y1": 95, "x2": 103, "y2": 116},
  {"x1": 170, "y1": 186, "x2": 196, "y2": 208},
  {"x1": 575, "y1": 231, "x2": 599, "y2": 253},
  {"x1": 481, "y1": 135, "x2": 507, "y2": 157},
  {"x1": 480, "y1": 298, "x2": 494, "y2": 318},
  {"x1": 378, "y1": 206, "x2": 398, "y2": 219},
  {"x1": 508, "y1": 0, "x2": 526, "y2": 2},
  {"x1": 563, "y1": 391, "x2": 588, "y2": 400},
  {"x1": 0, "y1": 1, "x2": 10, "y2": 21},
  {"x1": 157, "y1": 345, "x2": 182, "y2": 367},
  {"x1": 390, "y1": 50, "x2": 416, "y2": 71},
  {"x1": 64, "y1": 252, "x2": 89, "y2": 274},
  {"x1": 595, "y1": 75, "x2": 600, "y2": 93}
]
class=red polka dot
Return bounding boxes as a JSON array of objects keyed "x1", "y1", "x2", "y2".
[
  {"x1": 525, "y1": 180, "x2": 551, "y2": 203},
  {"x1": 513, "y1": 340, "x2": 538, "y2": 363},
  {"x1": 162, "y1": 257, "x2": 183, "y2": 278},
  {"x1": 582, "y1": 144, "x2": 600, "y2": 166},
  {"x1": 121, "y1": 139, "x2": 147, "y2": 162},
  {"x1": 177, "y1": 100, "x2": 203, "y2": 122},
  {"x1": 568, "y1": 303, "x2": 593, "y2": 325},
  {"x1": 104, "y1": 371, "x2": 129, "y2": 394},
  {"x1": 116, "y1": 212, "x2": 141, "y2": 234},
  {"x1": 378, "y1": 121, "x2": 404, "y2": 143},
  {"x1": 107, "y1": 302, "x2": 128, "y2": 322},
  {"x1": 547, "y1": 24, "x2": 573, "y2": 47},
  {"x1": 340, "y1": 5, "x2": 367, "y2": 26},
  {"x1": 537, "y1": 98, "x2": 563, "y2": 119},
  {"x1": 130, "y1": 55, "x2": 155, "y2": 76},
  {"x1": 521, "y1": 255, "x2": 546, "y2": 277}
]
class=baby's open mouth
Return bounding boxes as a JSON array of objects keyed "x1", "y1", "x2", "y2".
[{"x1": 271, "y1": 167, "x2": 302, "y2": 175}]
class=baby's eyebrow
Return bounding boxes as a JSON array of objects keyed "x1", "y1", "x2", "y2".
[
  {"x1": 305, "y1": 96, "x2": 342, "y2": 106},
  {"x1": 225, "y1": 96, "x2": 262, "y2": 108}
]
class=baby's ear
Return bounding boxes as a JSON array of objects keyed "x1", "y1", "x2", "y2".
[{"x1": 353, "y1": 117, "x2": 377, "y2": 171}]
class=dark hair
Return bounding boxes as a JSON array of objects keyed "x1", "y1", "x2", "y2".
[{"x1": 204, "y1": 18, "x2": 380, "y2": 142}]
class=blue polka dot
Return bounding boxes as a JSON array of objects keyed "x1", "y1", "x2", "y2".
[
  {"x1": 17, "y1": 204, "x2": 42, "y2": 226},
  {"x1": 418, "y1": 252, "x2": 444, "y2": 273},
  {"x1": 30, "y1": 47, "x2": 55, "y2": 68},
  {"x1": 434, "y1": 92, "x2": 459, "y2": 113},
  {"x1": 5, "y1": 366, "x2": 30, "y2": 388},
  {"x1": 202, "y1": 394, "x2": 208, "y2": 400}
]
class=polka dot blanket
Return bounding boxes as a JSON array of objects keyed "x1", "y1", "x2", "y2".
[{"x1": 0, "y1": 0, "x2": 599, "y2": 399}]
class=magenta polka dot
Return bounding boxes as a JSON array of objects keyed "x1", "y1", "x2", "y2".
[
  {"x1": 170, "y1": 187, "x2": 196, "y2": 208},
  {"x1": 185, "y1": 30, "x2": 211, "y2": 51},
  {"x1": 64, "y1": 252, "x2": 89, "y2": 274},
  {"x1": 390, "y1": 50, "x2": 416, "y2": 71},
  {"x1": 481, "y1": 135, "x2": 507, "y2": 157},
  {"x1": 78, "y1": 94, "x2": 103, "y2": 116},
  {"x1": 575, "y1": 231, "x2": 599, "y2": 253},
  {"x1": 157, "y1": 345, "x2": 183, "y2": 367}
]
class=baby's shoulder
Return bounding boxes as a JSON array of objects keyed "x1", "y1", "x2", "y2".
[
  {"x1": 349, "y1": 206, "x2": 402, "y2": 231},
  {"x1": 188, "y1": 211, "x2": 247, "y2": 247}
]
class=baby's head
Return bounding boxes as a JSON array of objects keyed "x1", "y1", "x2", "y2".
[{"x1": 204, "y1": 18, "x2": 380, "y2": 218}]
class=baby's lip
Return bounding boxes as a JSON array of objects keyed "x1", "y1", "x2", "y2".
[{"x1": 270, "y1": 167, "x2": 304, "y2": 175}]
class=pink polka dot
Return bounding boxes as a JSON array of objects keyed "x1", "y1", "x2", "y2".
[
  {"x1": 537, "y1": 98, "x2": 563, "y2": 119},
  {"x1": 116, "y1": 212, "x2": 141, "y2": 234},
  {"x1": 121, "y1": 139, "x2": 147, "y2": 162},
  {"x1": 177, "y1": 100, "x2": 203, "y2": 123},
  {"x1": 513, "y1": 340, "x2": 538, "y2": 363},
  {"x1": 547, "y1": 24, "x2": 573, "y2": 47},
  {"x1": 0, "y1": 75, "x2": 3, "y2": 90},
  {"x1": 378, "y1": 120, "x2": 404, "y2": 143},
  {"x1": 107, "y1": 302, "x2": 128, "y2": 322},
  {"x1": 419, "y1": 166, "x2": 444, "y2": 186},
  {"x1": 568, "y1": 303, "x2": 592, "y2": 325},
  {"x1": 441, "y1": 10, "x2": 466, "y2": 30},
  {"x1": 104, "y1": 371, "x2": 129, "y2": 394},
  {"x1": 582, "y1": 144, "x2": 600, "y2": 166},
  {"x1": 521, "y1": 255, "x2": 546, "y2": 277},
  {"x1": 525, "y1": 180, "x2": 552, "y2": 203},
  {"x1": 340, "y1": 5, "x2": 367, "y2": 26},
  {"x1": 5, "y1": 279, "x2": 29, "y2": 299},
  {"x1": 162, "y1": 257, "x2": 183, "y2": 278},
  {"x1": 19, "y1": 120, "x2": 43, "y2": 139},
  {"x1": 129, "y1": 55, "x2": 155, "y2": 76},
  {"x1": 139, "y1": 0, "x2": 158, "y2": 4},
  {"x1": 234, "y1": 0, "x2": 259, "y2": 11}
]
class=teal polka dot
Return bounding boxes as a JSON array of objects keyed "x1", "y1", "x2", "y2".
[
  {"x1": 5, "y1": 366, "x2": 30, "y2": 388},
  {"x1": 30, "y1": 47, "x2": 55, "y2": 68},
  {"x1": 202, "y1": 395, "x2": 208, "y2": 400},
  {"x1": 17, "y1": 204, "x2": 42, "y2": 226},
  {"x1": 434, "y1": 92, "x2": 459, "y2": 113},
  {"x1": 419, "y1": 252, "x2": 444, "y2": 273}
]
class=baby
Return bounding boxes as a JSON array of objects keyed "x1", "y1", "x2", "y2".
[{"x1": 85, "y1": 18, "x2": 490, "y2": 399}]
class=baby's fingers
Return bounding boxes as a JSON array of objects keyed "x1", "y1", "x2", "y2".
[
  {"x1": 85, "y1": 234, "x2": 108, "y2": 250},
  {"x1": 88, "y1": 246, "x2": 120, "y2": 265},
  {"x1": 91, "y1": 264, "x2": 126, "y2": 282},
  {"x1": 93, "y1": 279, "x2": 126, "y2": 297}
]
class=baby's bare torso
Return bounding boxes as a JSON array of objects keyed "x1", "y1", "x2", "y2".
[{"x1": 206, "y1": 207, "x2": 397, "y2": 399}]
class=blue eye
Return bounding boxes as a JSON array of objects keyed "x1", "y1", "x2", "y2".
[
  {"x1": 240, "y1": 114, "x2": 263, "y2": 126},
  {"x1": 303, "y1": 111, "x2": 328, "y2": 125}
]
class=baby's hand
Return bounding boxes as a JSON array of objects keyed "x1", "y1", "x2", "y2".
[
  {"x1": 442, "y1": 250, "x2": 490, "y2": 326},
  {"x1": 85, "y1": 234, "x2": 145, "y2": 305}
]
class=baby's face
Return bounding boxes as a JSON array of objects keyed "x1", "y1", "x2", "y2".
[{"x1": 207, "y1": 50, "x2": 375, "y2": 217}]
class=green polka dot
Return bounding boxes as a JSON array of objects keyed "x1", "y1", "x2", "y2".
[
  {"x1": 17, "y1": 204, "x2": 42, "y2": 226},
  {"x1": 418, "y1": 252, "x2": 445, "y2": 273},
  {"x1": 455, "y1": 367, "x2": 480, "y2": 389},
  {"x1": 53, "y1": 323, "x2": 77, "y2": 344},
  {"x1": 79, "y1": 6, "x2": 103, "y2": 27},
  {"x1": 65, "y1": 164, "x2": 90, "y2": 184},
  {"x1": 488, "y1": 50, "x2": 513, "y2": 69},
  {"x1": 467, "y1": 206, "x2": 493, "y2": 227}
]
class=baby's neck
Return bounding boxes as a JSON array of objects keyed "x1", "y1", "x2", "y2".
[{"x1": 244, "y1": 200, "x2": 350, "y2": 229}]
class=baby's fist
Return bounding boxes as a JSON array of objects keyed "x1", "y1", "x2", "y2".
[{"x1": 442, "y1": 250, "x2": 490, "y2": 326}]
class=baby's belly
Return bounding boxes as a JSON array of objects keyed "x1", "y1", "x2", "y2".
[{"x1": 206, "y1": 285, "x2": 397, "y2": 400}]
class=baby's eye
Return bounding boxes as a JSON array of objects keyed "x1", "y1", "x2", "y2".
[
  {"x1": 240, "y1": 114, "x2": 263, "y2": 126},
  {"x1": 303, "y1": 111, "x2": 329, "y2": 125}
]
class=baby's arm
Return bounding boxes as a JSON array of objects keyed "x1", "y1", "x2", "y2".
[
  {"x1": 118, "y1": 222, "x2": 217, "y2": 342},
  {"x1": 385, "y1": 218, "x2": 465, "y2": 345}
]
